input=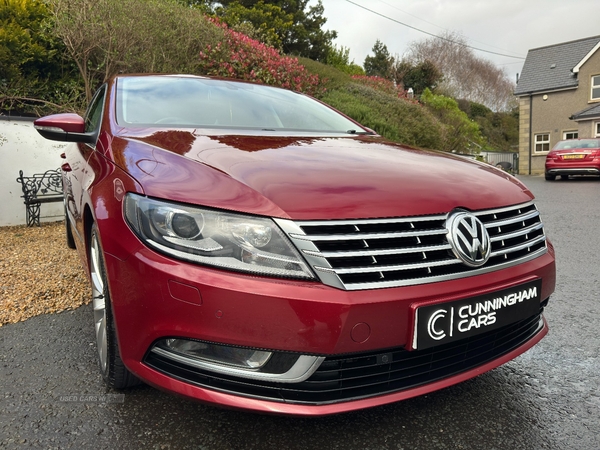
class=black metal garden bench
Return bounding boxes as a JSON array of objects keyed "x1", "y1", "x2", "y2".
[{"x1": 16, "y1": 168, "x2": 63, "y2": 227}]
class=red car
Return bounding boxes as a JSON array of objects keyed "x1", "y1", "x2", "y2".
[
  {"x1": 34, "y1": 74, "x2": 556, "y2": 416},
  {"x1": 545, "y1": 138, "x2": 600, "y2": 180}
]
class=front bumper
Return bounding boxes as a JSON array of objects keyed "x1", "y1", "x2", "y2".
[
  {"x1": 144, "y1": 312, "x2": 546, "y2": 409},
  {"x1": 103, "y1": 237, "x2": 555, "y2": 415}
]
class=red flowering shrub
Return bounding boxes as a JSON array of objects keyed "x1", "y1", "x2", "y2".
[
  {"x1": 351, "y1": 75, "x2": 421, "y2": 104},
  {"x1": 351, "y1": 75, "x2": 397, "y2": 95},
  {"x1": 198, "y1": 19, "x2": 322, "y2": 95}
]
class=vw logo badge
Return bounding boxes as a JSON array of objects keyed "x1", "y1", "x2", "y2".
[{"x1": 446, "y1": 211, "x2": 491, "y2": 267}]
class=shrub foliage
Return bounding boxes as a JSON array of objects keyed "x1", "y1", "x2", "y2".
[
  {"x1": 350, "y1": 75, "x2": 410, "y2": 98},
  {"x1": 0, "y1": 0, "x2": 81, "y2": 115},
  {"x1": 50, "y1": 0, "x2": 224, "y2": 104},
  {"x1": 421, "y1": 88, "x2": 485, "y2": 152},
  {"x1": 198, "y1": 19, "x2": 321, "y2": 95},
  {"x1": 321, "y1": 83, "x2": 444, "y2": 150}
]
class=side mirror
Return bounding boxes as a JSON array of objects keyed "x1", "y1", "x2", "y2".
[{"x1": 34, "y1": 113, "x2": 97, "y2": 144}]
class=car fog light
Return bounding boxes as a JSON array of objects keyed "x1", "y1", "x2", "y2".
[
  {"x1": 151, "y1": 338, "x2": 326, "y2": 383},
  {"x1": 163, "y1": 338, "x2": 271, "y2": 369}
]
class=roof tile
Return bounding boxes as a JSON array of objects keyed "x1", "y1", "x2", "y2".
[
  {"x1": 571, "y1": 103, "x2": 600, "y2": 120},
  {"x1": 514, "y1": 35, "x2": 600, "y2": 96}
]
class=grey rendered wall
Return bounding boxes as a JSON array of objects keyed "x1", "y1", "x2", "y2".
[{"x1": 0, "y1": 118, "x2": 67, "y2": 226}]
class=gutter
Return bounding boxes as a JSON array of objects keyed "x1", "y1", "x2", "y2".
[{"x1": 514, "y1": 85, "x2": 577, "y2": 96}]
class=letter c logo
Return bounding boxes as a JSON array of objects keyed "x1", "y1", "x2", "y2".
[{"x1": 427, "y1": 309, "x2": 447, "y2": 340}]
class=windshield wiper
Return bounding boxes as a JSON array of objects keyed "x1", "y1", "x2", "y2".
[{"x1": 347, "y1": 129, "x2": 374, "y2": 135}]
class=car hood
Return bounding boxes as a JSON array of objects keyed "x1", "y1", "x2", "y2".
[{"x1": 113, "y1": 130, "x2": 533, "y2": 220}]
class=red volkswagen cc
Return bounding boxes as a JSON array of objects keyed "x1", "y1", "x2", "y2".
[{"x1": 34, "y1": 74, "x2": 556, "y2": 415}]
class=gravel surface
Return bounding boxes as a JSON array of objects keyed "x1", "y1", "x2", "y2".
[{"x1": 0, "y1": 221, "x2": 88, "y2": 327}]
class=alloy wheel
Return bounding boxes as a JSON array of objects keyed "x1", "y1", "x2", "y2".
[{"x1": 90, "y1": 231, "x2": 108, "y2": 373}]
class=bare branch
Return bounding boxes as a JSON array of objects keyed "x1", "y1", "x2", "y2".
[{"x1": 405, "y1": 31, "x2": 516, "y2": 111}]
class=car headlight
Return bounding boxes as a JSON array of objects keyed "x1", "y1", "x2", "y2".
[{"x1": 124, "y1": 194, "x2": 315, "y2": 279}]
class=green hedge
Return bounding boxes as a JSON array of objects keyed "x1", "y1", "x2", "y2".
[{"x1": 321, "y1": 83, "x2": 444, "y2": 150}]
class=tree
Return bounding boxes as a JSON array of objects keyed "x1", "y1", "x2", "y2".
[
  {"x1": 0, "y1": 0, "x2": 81, "y2": 115},
  {"x1": 0, "y1": 0, "x2": 57, "y2": 80},
  {"x1": 213, "y1": 1, "x2": 293, "y2": 50},
  {"x1": 421, "y1": 88, "x2": 484, "y2": 152},
  {"x1": 405, "y1": 31, "x2": 516, "y2": 111},
  {"x1": 50, "y1": 0, "x2": 224, "y2": 103},
  {"x1": 326, "y1": 45, "x2": 365, "y2": 75},
  {"x1": 363, "y1": 40, "x2": 393, "y2": 79},
  {"x1": 393, "y1": 59, "x2": 442, "y2": 96},
  {"x1": 457, "y1": 99, "x2": 518, "y2": 151},
  {"x1": 202, "y1": 1, "x2": 337, "y2": 61},
  {"x1": 285, "y1": 0, "x2": 336, "y2": 61}
]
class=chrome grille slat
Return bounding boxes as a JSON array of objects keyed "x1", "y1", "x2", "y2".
[
  {"x1": 315, "y1": 258, "x2": 462, "y2": 275},
  {"x1": 274, "y1": 201, "x2": 547, "y2": 291},
  {"x1": 303, "y1": 244, "x2": 452, "y2": 258},
  {"x1": 481, "y1": 210, "x2": 540, "y2": 228},
  {"x1": 490, "y1": 223, "x2": 544, "y2": 242},
  {"x1": 471, "y1": 202, "x2": 535, "y2": 217},
  {"x1": 294, "y1": 215, "x2": 447, "y2": 226},
  {"x1": 310, "y1": 248, "x2": 547, "y2": 291},
  {"x1": 289, "y1": 229, "x2": 447, "y2": 242},
  {"x1": 491, "y1": 234, "x2": 547, "y2": 256}
]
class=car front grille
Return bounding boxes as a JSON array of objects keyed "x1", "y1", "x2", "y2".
[
  {"x1": 144, "y1": 310, "x2": 545, "y2": 405},
  {"x1": 275, "y1": 201, "x2": 547, "y2": 290}
]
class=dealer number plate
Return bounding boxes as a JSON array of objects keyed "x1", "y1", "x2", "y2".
[{"x1": 413, "y1": 279, "x2": 542, "y2": 351}]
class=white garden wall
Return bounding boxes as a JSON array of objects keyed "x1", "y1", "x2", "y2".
[{"x1": 0, "y1": 117, "x2": 67, "y2": 226}]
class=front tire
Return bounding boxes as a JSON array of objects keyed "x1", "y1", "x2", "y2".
[{"x1": 90, "y1": 224, "x2": 140, "y2": 389}]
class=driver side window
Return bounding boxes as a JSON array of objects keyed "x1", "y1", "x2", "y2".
[{"x1": 85, "y1": 85, "x2": 107, "y2": 134}]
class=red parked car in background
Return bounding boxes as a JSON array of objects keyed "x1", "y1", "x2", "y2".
[
  {"x1": 545, "y1": 138, "x2": 600, "y2": 180},
  {"x1": 34, "y1": 74, "x2": 556, "y2": 415}
]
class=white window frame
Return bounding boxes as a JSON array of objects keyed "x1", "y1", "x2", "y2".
[
  {"x1": 534, "y1": 133, "x2": 550, "y2": 154},
  {"x1": 563, "y1": 131, "x2": 578, "y2": 140},
  {"x1": 592, "y1": 75, "x2": 600, "y2": 101},
  {"x1": 595, "y1": 122, "x2": 600, "y2": 137}
]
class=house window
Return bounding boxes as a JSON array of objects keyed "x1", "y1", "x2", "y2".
[
  {"x1": 596, "y1": 122, "x2": 600, "y2": 137},
  {"x1": 534, "y1": 133, "x2": 550, "y2": 153},
  {"x1": 592, "y1": 75, "x2": 600, "y2": 100},
  {"x1": 563, "y1": 131, "x2": 578, "y2": 140}
]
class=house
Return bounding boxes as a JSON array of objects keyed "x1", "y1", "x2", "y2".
[{"x1": 514, "y1": 35, "x2": 600, "y2": 174}]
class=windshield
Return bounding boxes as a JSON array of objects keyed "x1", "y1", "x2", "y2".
[
  {"x1": 116, "y1": 76, "x2": 367, "y2": 134},
  {"x1": 554, "y1": 139, "x2": 600, "y2": 150}
]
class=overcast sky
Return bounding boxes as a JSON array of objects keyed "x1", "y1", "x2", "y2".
[{"x1": 317, "y1": 0, "x2": 600, "y2": 84}]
